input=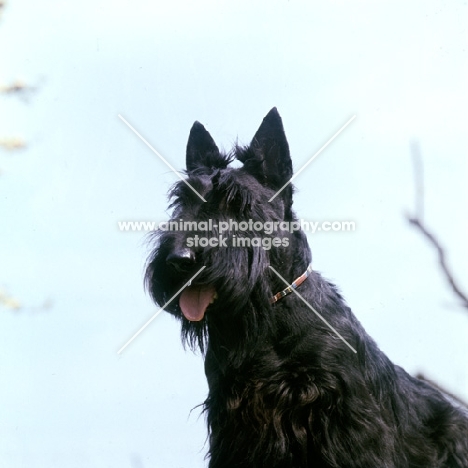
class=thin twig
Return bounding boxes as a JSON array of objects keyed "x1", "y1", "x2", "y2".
[
  {"x1": 406, "y1": 216, "x2": 468, "y2": 309},
  {"x1": 406, "y1": 142, "x2": 468, "y2": 310},
  {"x1": 416, "y1": 373, "x2": 468, "y2": 408},
  {"x1": 410, "y1": 140, "x2": 424, "y2": 221}
]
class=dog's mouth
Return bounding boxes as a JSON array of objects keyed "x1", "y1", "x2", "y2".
[{"x1": 179, "y1": 284, "x2": 217, "y2": 321}]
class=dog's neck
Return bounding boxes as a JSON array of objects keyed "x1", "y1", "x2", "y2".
[{"x1": 271, "y1": 263, "x2": 313, "y2": 304}]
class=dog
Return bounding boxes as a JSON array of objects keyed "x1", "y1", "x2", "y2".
[{"x1": 145, "y1": 108, "x2": 468, "y2": 467}]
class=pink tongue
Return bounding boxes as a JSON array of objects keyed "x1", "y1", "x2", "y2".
[{"x1": 179, "y1": 285, "x2": 216, "y2": 321}]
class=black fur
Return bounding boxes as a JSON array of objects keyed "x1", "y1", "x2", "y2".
[{"x1": 145, "y1": 108, "x2": 468, "y2": 467}]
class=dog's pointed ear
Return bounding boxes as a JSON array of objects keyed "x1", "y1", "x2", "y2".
[
  {"x1": 186, "y1": 121, "x2": 220, "y2": 171},
  {"x1": 249, "y1": 108, "x2": 293, "y2": 191}
]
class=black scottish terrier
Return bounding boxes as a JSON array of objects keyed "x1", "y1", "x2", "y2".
[{"x1": 146, "y1": 108, "x2": 468, "y2": 467}]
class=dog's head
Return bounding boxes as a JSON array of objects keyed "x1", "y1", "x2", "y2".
[{"x1": 145, "y1": 108, "x2": 311, "y2": 350}]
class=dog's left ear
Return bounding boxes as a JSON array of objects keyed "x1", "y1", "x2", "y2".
[
  {"x1": 249, "y1": 107, "x2": 293, "y2": 192},
  {"x1": 186, "y1": 121, "x2": 220, "y2": 171}
]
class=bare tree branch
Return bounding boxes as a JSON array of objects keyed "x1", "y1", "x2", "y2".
[
  {"x1": 406, "y1": 142, "x2": 468, "y2": 310},
  {"x1": 0, "y1": 288, "x2": 21, "y2": 310},
  {"x1": 409, "y1": 140, "x2": 425, "y2": 220},
  {"x1": 407, "y1": 216, "x2": 468, "y2": 309},
  {"x1": 0, "y1": 137, "x2": 27, "y2": 151},
  {"x1": 0, "y1": 287, "x2": 53, "y2": 312},
  {"x1": 416, "y1": 373, "x2": 468, "y2": 408},
  {"x1": 0, "y1": 79, "x2": 40, "y2": 103}
]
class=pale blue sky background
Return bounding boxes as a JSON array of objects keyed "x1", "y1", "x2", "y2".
[{"x1": 1, "y1": 1, "x2": 467, "y2": 467}]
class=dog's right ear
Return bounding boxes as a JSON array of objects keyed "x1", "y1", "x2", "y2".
[
  {"x1": 249, "y1": 107, "x2": 292, "y2": 190},
  {"x1": 186, "y1": 121, "x2": 220, "y2": 171}
]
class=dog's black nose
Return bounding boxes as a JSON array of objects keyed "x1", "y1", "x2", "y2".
[{"x1": 166, "y1": 248, "x2": 196, "y2": 273}]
